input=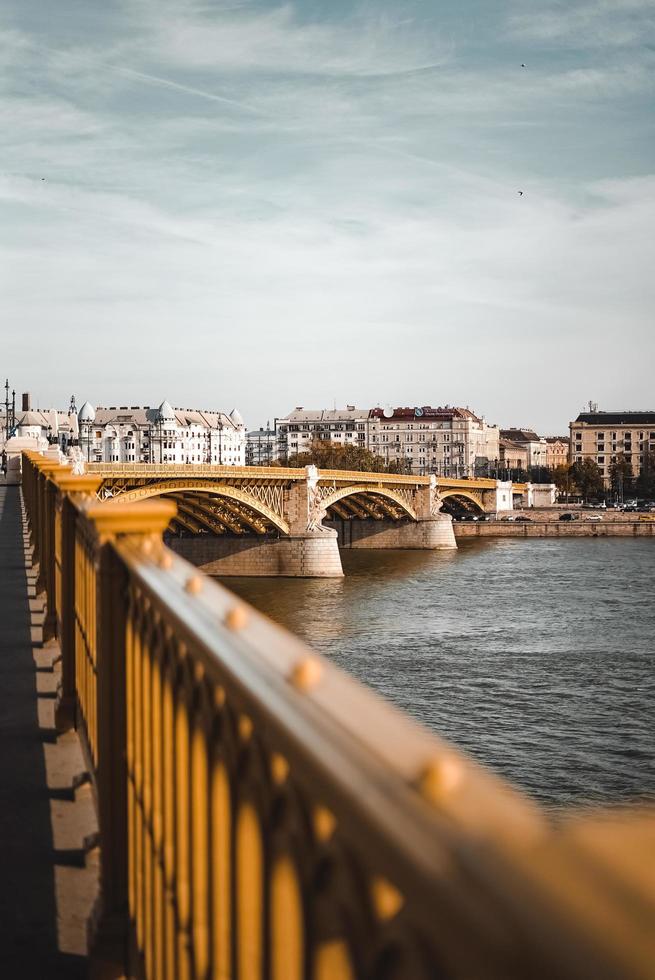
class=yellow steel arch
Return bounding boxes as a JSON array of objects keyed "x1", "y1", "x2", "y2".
[
  {"x1": 439, "y1": 489, "x2": 485, "y2": 512},
  {"x1": 320, "y1": 485, "x2": 417, "y2": 521},
  {"x1": 109, "y1": 481, "x2": 290, "y2": 534}
]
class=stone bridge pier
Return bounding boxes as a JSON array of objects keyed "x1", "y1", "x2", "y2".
[{"x1": 327, "y1": 475, "x2": 456, "y2": 554}]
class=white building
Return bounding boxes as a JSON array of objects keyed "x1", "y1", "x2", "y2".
[
  {"x1": 276, "y1": 405, "x2": 499, "y2": 477},
  {"x1": 77, "y1": 401, "x2": 246, "y2": 465},
  {"x1": 1, "y1": 407, "x2": 78, "y2": 454}
]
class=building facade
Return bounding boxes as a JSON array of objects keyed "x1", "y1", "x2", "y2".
[
  {"x1": 1, "y1": 406, "x2": 78, "y2": 454},
  {"x1": 276, "y1": 408, "x2": 370, "y2": 461},
  {"x1": 499, "y1": 429, "x2": 548, "y2": 469},
  {"x1": 367, "y1": 407, "x2": 499, "y2": 476},
  {"x1": 245, "y1": 428, "x2": 278, "y2": 466},
  {"x1": 499, "y1": 438, "x2": 530, "y2": 475},
  {"x1": 276, "y1": 405, "x2": 499, "y2": 477},
  {"x1": 544, "y1": 436, "x2": 570, "y2": 470},
  {"x1": 77, "y1": 400, "x2": 246, "y2": 465},
  {"x1": 569, "y1": 411, "x2": 655, "y2": 486}
]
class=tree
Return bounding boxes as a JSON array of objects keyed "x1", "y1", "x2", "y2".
[
  {"x1": 569, "y1": 459, "x2": 604, "y2": 501},
  {"x1": 552, "y1": 464, "x2": 572, "y2": 495},
  {"x1": 286, "y1": 439, "x2": 388, "y2": 472},
  {"x1": 636, "y1": 449, "x2": 655, "y2": 500},
  {"x1": 528, "y1": 464, "x2": 552, "y2": 484},
  {"x1": 386, "y1": 456, "x2": 414, "y2": 475},
  {"x1": 609, "y1": 454, "x2": 634, "y2": 500}
]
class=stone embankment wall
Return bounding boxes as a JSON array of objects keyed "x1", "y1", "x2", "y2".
[{"x1": 455, "y1": 520, "x2": 655, "y2": 539}]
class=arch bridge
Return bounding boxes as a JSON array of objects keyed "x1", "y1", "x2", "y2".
[{"x1": 84, "y1": 464, "x2": 525, "y2": 576}]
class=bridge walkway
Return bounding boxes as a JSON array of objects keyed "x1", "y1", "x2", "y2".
[{"x1": 0, "y1": 486, "x2": 96, "y2": 978}]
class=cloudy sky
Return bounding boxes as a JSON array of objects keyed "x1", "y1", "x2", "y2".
[{"x1": 1, "y1": 0, "x2": 653, "y2": 433}]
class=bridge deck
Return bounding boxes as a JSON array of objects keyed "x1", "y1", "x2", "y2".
[{"x1": 0, "y1": 487, "x2": 93, "y2": 978}]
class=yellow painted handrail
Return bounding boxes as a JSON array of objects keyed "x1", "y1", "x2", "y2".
[{"x1": 21, "y1": 451, "x2": 655, "y2": 980}]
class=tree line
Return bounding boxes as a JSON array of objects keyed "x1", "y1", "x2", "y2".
[
  {"x1": 277, "y1": 439, "x2": 414, "y2": 474},
  {"x1": 551, "y1": 451, "x2": 655, "y2": 501}
]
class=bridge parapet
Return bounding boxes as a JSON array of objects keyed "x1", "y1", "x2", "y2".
[{"x1": 20, "y1": 450, "x2": 655, "y2": 979}]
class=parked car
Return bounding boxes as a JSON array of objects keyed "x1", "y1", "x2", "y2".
[
  {"x1": 584, "y1": 515, "x2": 603, "y2": 522},
  {"x1": 559, "y1": 513, "x2": 579, "y2": 522},
  {"x1": 514, "y1": 516, "x2": 533, "y2": 522},
  {"x1": 501, "y1": 515, "x2": 517, "y2": 522}
]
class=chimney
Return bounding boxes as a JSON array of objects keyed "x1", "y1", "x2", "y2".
[{"x1": 22, "y1": 393, "x2": 31, "y2": 412}]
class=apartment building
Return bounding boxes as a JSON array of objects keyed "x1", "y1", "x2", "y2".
[
  {"x1": 276, "y1": 405, "x2": 499, "y2": 477},
  {"x1": 245, "y1": 427, "x2": 278, "y2": 466},
  {"x1": 570, "y1": 410, "x2": 655, "y2": 485},
  {"x1": 276, "y1": 408, "x2": 370, "y2": 460},
  {"x1": 77, "y1": 400, "x2": 246, "y2": 465}
]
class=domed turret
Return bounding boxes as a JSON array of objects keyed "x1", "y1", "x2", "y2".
[
  {"x1": 158, "y1": 400, "x2": 175, "y2": 422},
  {"x1": 78, "y1": 401, "x2": 95, "y2": 422},
  {"x1": 229, "y1": 407, "x2": 244, "y2": 426}
]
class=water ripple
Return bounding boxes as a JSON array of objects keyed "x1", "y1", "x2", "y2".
[{"x1": 224, "y1": 539, "x2": 655, "y2": 808}]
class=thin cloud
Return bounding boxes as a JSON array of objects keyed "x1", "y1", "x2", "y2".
[
  {"x1": 0, "y1": 0, "x2": 653, "y2": 430},
  {"x1": 103, "y1": 64, "x2": 268, "y2": 115}
]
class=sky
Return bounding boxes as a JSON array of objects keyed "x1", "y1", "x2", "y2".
[{"x1": 1, "y1": 0, "x2": 654, "y2": 434}]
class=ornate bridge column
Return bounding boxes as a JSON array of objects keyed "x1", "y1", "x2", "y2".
[{"x1": 281, "y1": 466, "x2": 344, "y2": 577}]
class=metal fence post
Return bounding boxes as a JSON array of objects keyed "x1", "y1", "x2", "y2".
[{"x1": 84, "y1": 501, "x2": 177, "y2": 979}]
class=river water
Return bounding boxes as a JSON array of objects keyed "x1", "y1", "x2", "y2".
[{"x1": 222, "y1": 539, "x2": 655, "y2": 808}]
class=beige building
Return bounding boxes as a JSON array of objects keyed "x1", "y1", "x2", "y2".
[
  {"x1": 499, "y1": 429, "x2": 547, "y2": 469},
  {"x1": 277, "y1": 405, "x2": 499, "y2": 477},
  {"x1": 499, "y1": 438, "x2": 530, "y2": 474},
  {"x1": 570, "y1": 410, "x2": 655, "y2": 486},
  {"x1": 544, "y1": 436, "x2": 570, "y2": 469},
  {"x1": 367, "y1": 406, "x2": 499, "y2": 477}
]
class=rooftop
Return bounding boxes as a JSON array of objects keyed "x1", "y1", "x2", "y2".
[
  {"x1": 500, "y1": 429, "x2": 541, "y2": 443},
  {"x1": 282, "y1": 408, "x2": 369, "y2": 422},
  {"x1": 574, "y1": 412, "x2": 655, "y2": 425}
]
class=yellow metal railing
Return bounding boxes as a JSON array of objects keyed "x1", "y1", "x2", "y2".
[{"x1": 21, "y1": 451, "x2": 655, "y2": 980}]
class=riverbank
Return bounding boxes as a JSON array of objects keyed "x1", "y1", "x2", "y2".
[{"x1": 454, "y1": 519, "x2": 655, "y2": 538}]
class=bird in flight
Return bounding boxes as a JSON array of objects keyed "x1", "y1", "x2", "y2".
[
  {"x1": 518, "y1": 190, "x2": 523, "y2": 196},
  {"x1": 521, "y1": 63, "x2": 527, "y2": 68}
]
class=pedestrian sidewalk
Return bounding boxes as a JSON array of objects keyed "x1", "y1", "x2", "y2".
[{"x1": 0, "y1": 485, "x2": 97, "y2": 978}]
